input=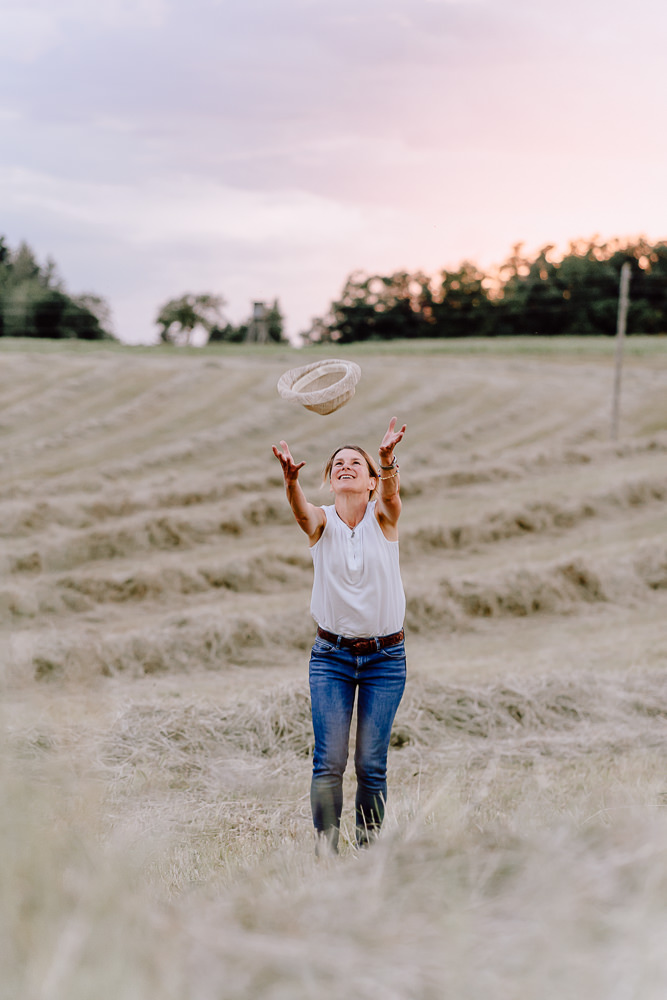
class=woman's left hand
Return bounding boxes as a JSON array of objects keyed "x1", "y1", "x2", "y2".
[{"x1": 379, "y1": 416, "x2": 406, "y2": 465}]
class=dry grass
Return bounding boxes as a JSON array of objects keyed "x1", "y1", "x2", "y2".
[{"x1": 2, "y1": 338, "x2": 667, "y2": 997}]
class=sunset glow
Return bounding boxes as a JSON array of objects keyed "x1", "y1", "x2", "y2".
[{"x1": 1, "y1": 0, "x2": 666, "y2": 342}]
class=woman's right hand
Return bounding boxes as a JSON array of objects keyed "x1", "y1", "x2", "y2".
[{"x1": 272, "y1": 440, "x2": 306, "y2": 482}]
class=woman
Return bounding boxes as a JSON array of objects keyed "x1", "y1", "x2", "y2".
[{"x1": 272, "y1": 417, "x2": 407, "y2": 852}]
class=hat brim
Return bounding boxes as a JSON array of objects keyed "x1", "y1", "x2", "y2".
[{"x1": 277, "y1": 359, "x2": 361, "y2": 415}]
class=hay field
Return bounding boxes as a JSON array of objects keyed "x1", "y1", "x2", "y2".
[{"x1": 2, "y1": 336, "x2": 667, "y2": 999}]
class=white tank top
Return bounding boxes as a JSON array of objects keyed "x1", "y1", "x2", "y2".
[{"x1": 309, "y1": 501, "x2": 406, "y2": 638}]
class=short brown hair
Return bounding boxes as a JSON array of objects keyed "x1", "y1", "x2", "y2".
[{"x1": 323, "y1": 445, "x2": 379, "y2": 501}]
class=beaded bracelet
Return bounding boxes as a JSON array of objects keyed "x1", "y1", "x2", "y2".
[{"x1": 379, "y1": 464, "x2": 399, "y2": 480}]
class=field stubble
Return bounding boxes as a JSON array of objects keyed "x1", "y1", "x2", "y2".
[{"x1": 2, "y1": 338, "x2": 667, "y2": 998}]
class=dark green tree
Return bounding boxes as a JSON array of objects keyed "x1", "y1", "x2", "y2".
[
  {"x1": 208, "y1": 321, "x2": 248, "y2": 343},
  {"x1": 155, "y1": 293, "x2": 226, "y2": 345},
  {"x1": 303, "y1": 271, "x2": 428, "y2": 343},
  {"x1": 10, "y1": 242, "x2": 42, "y2": 285},
  {"x1": 0, "y1": 236, "x2": 113, "y2": 340},
  {"x1": 601, "y1": 239, "x2": 667, "y2": 335},
  {"x1": 430, "y1": 261, "x2": 495, "y2": 337},
  {"x1": 265, "y1": 298, "x2": 286, "y2": 343},
  {"x1": 496, "y1": 238, "x2": 667, "y2": 336},
  {"x1": 303, "y1": 237, "x2": 667, "y2": 343}
]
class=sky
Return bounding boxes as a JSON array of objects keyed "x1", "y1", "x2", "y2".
[{"x1": 1, "y1": 0, "x2": 666, "y2": 344}]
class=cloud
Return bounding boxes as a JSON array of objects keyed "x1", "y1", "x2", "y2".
[
  {"x1": 0, "y1": 8, "x2": 61, "y2": 63},
  {"x1": 0, "y1": 166, "x2": 370, "y2": 247},
  {"x1": 0, "y1": 0, "x2": 166, "y2": 49}
]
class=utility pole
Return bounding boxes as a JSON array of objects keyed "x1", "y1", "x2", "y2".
[{"x1": 611, "y1": 261, "x2": 631, "y2": 442}]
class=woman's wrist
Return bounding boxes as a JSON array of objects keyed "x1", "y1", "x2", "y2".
[
  {"x1": 379, "y1": 467, "x2": 399, "y2": 481},
  {"x1": 379, "y1": 454, "x2": 396, "y2": 471}
]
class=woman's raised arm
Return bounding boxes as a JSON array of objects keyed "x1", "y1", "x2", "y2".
[
  {"x1": 376, "y1": 417, "x2": 406, "y2": 531},
  {"x1": 272, "y1": 440, "x2": 326, "y2": 542}
]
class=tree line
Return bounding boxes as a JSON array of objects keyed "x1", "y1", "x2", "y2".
[
  {"x1": 3, "y1": 233, "x2": 665, "y2": 344},
  {"x1": 155, "y1": 295, "x2": 286, "y2": 345},
  {"x1": 302, "y1": 238, "x2": 667, "y2": 343},
  {"x1": 0, "y1": 236, "x2": 114, "y2": 341}
]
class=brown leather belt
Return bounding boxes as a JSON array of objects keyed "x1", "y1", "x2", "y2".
[{"x1": 316, "y1": 627, "x2": 405, "y2": 655}]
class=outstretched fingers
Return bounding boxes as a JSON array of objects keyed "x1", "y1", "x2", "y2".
[
  {"x1": 381, "y1": 416, "x2": 407, "y2": 452},
  {"x1": 272, "y1": 439, "x2": 293, "y2": 463},
  {"x1": 272, "y1": 440, "x2": 305, "y2": 477}
]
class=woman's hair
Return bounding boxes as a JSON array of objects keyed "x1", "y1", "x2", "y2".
[{"x1": 322, "y1": 445, "x2": 379, "y2": 500}]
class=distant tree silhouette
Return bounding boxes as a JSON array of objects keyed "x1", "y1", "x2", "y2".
[
  {"x1": 302, "y1": 238, "x2": 667, "y2": 343},
  {"x1": 155, "y1": 294, "x2": 226, "y2": 345},
  {"x1": 430, "y1": 261, "x2": 495, "y2": 337},
  {"x1": 304, "y1": 271, "x2": 429, "y2": 344},
  {"x1": 0, "y1": 236, "x2": 114, "y2": 340},
  {"x1": 496, "y1": 239, "x2": 667, "y2": 336},
  {"x1": 265, "y1": 299, "x2": 286, "y2": 343}
]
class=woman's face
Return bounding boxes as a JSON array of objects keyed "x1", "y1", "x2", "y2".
[{"x1": 329, "y1": 448, "x2": 376, "y2": 498}]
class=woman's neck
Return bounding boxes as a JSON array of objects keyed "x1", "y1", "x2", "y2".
[{"x1": 334, "y1": 494, "x2": 369, "y2": 529}]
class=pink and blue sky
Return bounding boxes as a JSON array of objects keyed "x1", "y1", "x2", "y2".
[{"x1": 1, "y1": 0, "x2": 666, "y2": 342}]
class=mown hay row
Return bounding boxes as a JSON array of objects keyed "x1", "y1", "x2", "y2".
[
  {"x1": 403, "y1": 475, "x2": 667, "y2": 555},
  {"x1": 634, "y1": 544, "x2": 667, "y2": 590},
  {"x1": 0, "y1": 475, "x2": 287, "y2": 538},
  {"x1": 1, "y1": 553, "x2": 313, "y2": 622},
  {"x1": 4, "y1": 546, "x2": 658, "y2": 632},
  {"x1": 2, "y1": 546, "x2": 314, "y2": 629},
  {"x1": 406, "y1": 551, "x2": 664, "y2": 630},
  {"x1": 8, "y1": 516, "x2": 220, "y2": 573},
  {"x1": 405, "y1": 592, "x2": 465, "y2": 633},
  {"x1": 392, "y1": 669, "x2": 667, "y2": 764},
  {"x1": 0, "y1": 498, "x2": 117, "y2": 537},
  {"x1": 7, "y1": 498, "x2": 292, "y2": 574},
  {"x1": 4, "y1": 436, "x2": 666, "y2": 549},
  {"x1": 154, "y1": 475, "x2": 286, "y2": 509},
  {"x1": 382, "y1": 425, "x2": 667, "y2": 504},
  {"x1": 95, "y1": 400, "x2": 279, "y2": 481},
  {"x1": 393, "y1": 674, "x2": 593, "y2": 745},
  {"x1": 96, "y1": 668, "x2": 667, "y2": 780},
  {"x1": 405, "y1": 430, "x2": 667, "y2": 501},
  {"x1": 442, "y1": 557, "x2": 613, "y2": 619},
  {"x1": 8, "y1": 607, "x2": 315, "y2": 683},
  {"x1": 400, "y1": 461, "x2": 523, "y2": 498},
  {"x1": 198, "y1": 552, "x2": 311, "y2": 594},
  {"x1": 0, "y1": 365, "x2": 110, "y2": 431},
  {"x1": 105, "y1": 683, "x2": 315, "y2": 774},
  {"x1": 0, "y1": 360, "x2": 244, "y2": 466}
]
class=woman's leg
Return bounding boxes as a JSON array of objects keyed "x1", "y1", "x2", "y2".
[
  {"x1": 308, "y1": 641, "x2": 356, "y2": 853},
  {"x1": 354, "y1": 644, "x2": 406, "y2": 845}
]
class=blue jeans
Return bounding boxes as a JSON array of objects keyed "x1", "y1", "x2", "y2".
[{"x1": 309, "y1": 635, "x2": 407, "y2": 851}]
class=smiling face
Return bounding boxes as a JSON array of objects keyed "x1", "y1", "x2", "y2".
[{"x1": 324, "y1": 445, "x2": 378, "y2": 501}]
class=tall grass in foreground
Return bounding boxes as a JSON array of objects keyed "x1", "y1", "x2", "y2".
[{"x1": 4, "y1": 673, "x2": 667, "y2": 1000}]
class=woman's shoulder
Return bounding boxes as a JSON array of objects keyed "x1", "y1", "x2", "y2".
[{"x1": 316, "y1": 504, "x2": 335, "y2": 530}]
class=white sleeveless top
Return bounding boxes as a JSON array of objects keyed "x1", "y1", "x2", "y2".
[{"x1": 309, "y1": 501, "x2": 406, "y2": 638}]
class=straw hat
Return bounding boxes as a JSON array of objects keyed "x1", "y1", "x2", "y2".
[{"x1": 277, "y1": 358, "x2": 362, "y2": 415}]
